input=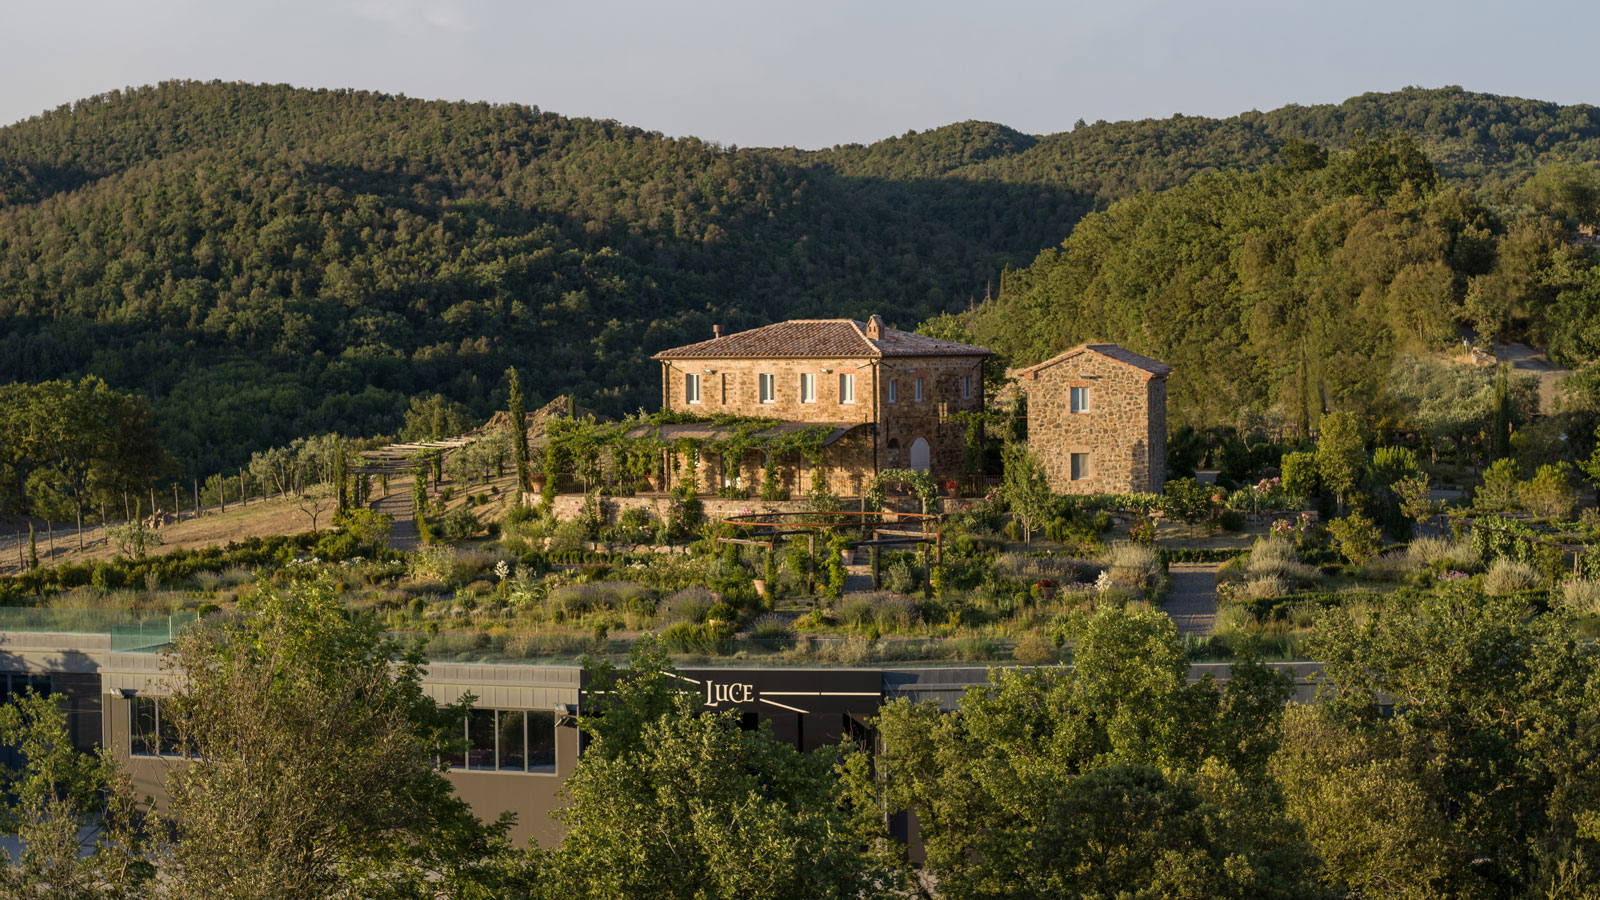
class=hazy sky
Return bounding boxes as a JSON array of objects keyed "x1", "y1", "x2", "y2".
[{"x1": 3, "y1": 1, "x2": 1592, "y2": 149}]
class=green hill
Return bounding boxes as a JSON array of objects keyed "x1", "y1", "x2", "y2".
[{"x1": 1, "y1": 81, "x2": 1598, "y2": 473}]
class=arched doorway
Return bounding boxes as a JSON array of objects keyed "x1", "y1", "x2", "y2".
[{"x1": 908, "y1": 437, "x2": 931, "y2": 473}]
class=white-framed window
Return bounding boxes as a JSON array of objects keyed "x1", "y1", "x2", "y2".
[
  {"x1": 888, "y1": 379, "x2": 898, "y2": 403},
  {"x1": 685, "y1": 373, "x2": 701, "y2": 404},
  {"x1": 913, "y1": 378, "x2": 925, "y2": 402},
  {"x1": 759, "y1": 373, "x2": 775, "y2": 403},
  {"x1": 130, "y1": 696, "x2": 180, "y2": 757},
  {"x1": 800, "y1": 373, "x2": 816, "y2": 403},
  {"x1": 1070, "y1": 386, "x2": 1090, "y2": 413},
  {"x1": 1071, "y1": 452, "x2": 1091, "y2": 481},
  {"x1": 839, "y1": 373, "x2": 855, "y2": 403},
  {"x1": 448, "y1": 708, "x2": 557, "y2": 775},
  {"x1": 961, "y1": 375, "x2": 972, "y2": 401}
]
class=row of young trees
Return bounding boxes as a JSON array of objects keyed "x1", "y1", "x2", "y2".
[{"x1": 4, "y1": 576, "x2": 1597, "y2": 899}]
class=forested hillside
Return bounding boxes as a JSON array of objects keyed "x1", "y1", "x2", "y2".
[
  {"x1": 2, "y1": 81, "x2": 1599, "y2": 475},
  {"x1": 968, "y1": 133, "x2": 1600, "y2": 431}
]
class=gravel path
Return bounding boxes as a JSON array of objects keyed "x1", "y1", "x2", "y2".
[
  {"x1": 1164, "y1": 563, "x2": 1220, "y2": 637},
  {"x1": 371, "y1": 489, "x2": 419, "y2": 552}
]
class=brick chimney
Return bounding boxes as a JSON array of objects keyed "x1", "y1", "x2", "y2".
[
  {"x1": 866, "y1": 314, "x2": 885, "y2": 339},
  {"x1": 712, "y1": 324, "x2": 724, "y2": 338}
]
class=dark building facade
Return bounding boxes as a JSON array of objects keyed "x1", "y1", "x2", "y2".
[{"x1": 1, "y1": 625, "x2": 1321, "y2": 848}]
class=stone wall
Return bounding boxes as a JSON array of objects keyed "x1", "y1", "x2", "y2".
[
  {"x1": 658, "y1": 354, "x2": 986, "y2": 484},
  {"x1": 876, "y1": 356, "x2": 986, "y2": 481},
  {"x1": 660, "y1": 356, "x2": 879, "y2": 424},
  {"x1": 664, "y1": 425, "x2": 878, "y2": 499},
  {"x1": 1021, "y1": 352, "x2": 1167, "y2": 495}
]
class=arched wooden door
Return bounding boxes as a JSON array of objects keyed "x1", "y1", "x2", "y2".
[{"x1": 908, "y1": 437, "x2": 931, "y2": 473}]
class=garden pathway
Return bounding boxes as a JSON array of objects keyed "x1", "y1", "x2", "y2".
[
  {"x1": 371, "y1": 486, "x2": 419, "y2": 552},
  {"x1": 1164, "y1": 563, "x2": 1220, "y2": 636}
]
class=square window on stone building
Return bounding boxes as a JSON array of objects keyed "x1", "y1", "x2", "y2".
[
  {"x1": 1070, "y1": 386, "x2": 1090, "y2": 413},
  {"x1": 1071, "y1": 452, "x2": 1090, "y2": 480},
  {"x1": 800, "y1": 373, "x2": 816, "y2": 403},
  {"x1": 759, "y1": 373, "x2": 774, "y2": 403},
  {"x1": 685, "y1": 373, "x2": 701, "y2": 404}
]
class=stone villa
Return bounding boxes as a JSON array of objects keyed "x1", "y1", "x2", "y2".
[
  {"x1": 1015, "y1": 343, "x2": 1171, "y2": 495},
  {"x1": 651, "y1": 316, "x2": 990, "y2": 496}
]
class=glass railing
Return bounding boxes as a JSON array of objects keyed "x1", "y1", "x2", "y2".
[{"x1": 0, "y1": 608, "x2": 197, "y2": 652}]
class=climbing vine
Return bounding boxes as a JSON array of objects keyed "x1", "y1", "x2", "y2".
[{"x1": 866, "y1": 468, "x2": 941, "y2": 511}]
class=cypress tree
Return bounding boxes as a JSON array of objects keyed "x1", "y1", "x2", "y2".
[
  {"x1": 507, "y1": 367, "x2": 530, "y2": 493},
  {"x1": 333, "y1": 443, "x2": 348, "y2": 512},
  {"x1": 27, "y1": 523, "x2": 38, "y2": 570},
  {"x1": 1491, "y1": 363, "x2": 1512, "y2": 460}
]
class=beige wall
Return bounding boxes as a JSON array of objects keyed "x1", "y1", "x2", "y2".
[
  {"x1": 661, "y1": 357, "x2": 878, "y2": 424},
  {"x1": 1022, "y1": 352, "x2": 1167, "y2": 494},
  {"x1": 659, "y1": 354, "x2": 986, "y2": 486},
  {"x1": 876, "y1": 356, "x2": 985, "y2": 480}
]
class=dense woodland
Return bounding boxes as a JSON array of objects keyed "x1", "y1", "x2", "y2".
[{"x1": 1, "y1": 81, "x2": 1599, "y2": 485}]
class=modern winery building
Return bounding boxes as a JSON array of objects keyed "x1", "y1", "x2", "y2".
[{"x1": 0, "y1": 615, "x2": 1320, "y2": 846}]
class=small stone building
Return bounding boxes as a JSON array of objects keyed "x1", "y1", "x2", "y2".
[
  {"x1": 652, "y1": 316, "x2": 991, "y2": 495},
  {"x1": 1016, "y1": 344, "x2": 1170, "y2": 495}
]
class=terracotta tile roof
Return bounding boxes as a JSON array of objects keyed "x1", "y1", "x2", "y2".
[
  {"x1": 1015, "y1": 343, "x2": 1172, "y2": 379},
  {"x1": 652, "y1": 318, "x2": 992, "y2": 360}
]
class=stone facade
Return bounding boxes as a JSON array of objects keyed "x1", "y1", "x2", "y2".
[
  {"x1": 654, "y1": 317, "x2": 989, "y2": 489},
  {"x1": 1017, "y1": 345, "x2": 1171, "y2": 495}
]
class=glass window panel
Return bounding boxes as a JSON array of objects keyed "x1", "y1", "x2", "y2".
[
  {"x1": 444, "y1": 717, "x2": 467, "y2": 769},
  {"x1": 800, "y1": 373, "x2": 815, "y2": 403},
  {"x1": 1071, "y1": 453, "x2": 1091, "y2": 480},
  {"x1": 467, "y1": 709, "x2": 497, "y2": 771},
  {"x1": 131, "y1": 697, "x2": 158, "y2": 757},
  {"x1": 158, "y1": 701, "x2": 180, "y2": 755},
  {"x1": 914, "y1": 378, "x2": 924, "y2": 402},
  {"x1": 685, "y1": 373, "x2": 700, "y2": 403},
  {"x1": 0, "y1": 673, "x2": 12, "y2": 706},
  {"x1": 888, "y1": 380, "x2": 897, "y2": 403},
  {"x1": 28, "y1": 674, "x2": 51, "y2": 696},
  {"x1": 529, "y1": 711, "x2": 556, "y2": 774},
  {"x1": 1071, "y1": 386, "x2": 1090, "y2": 413},
  {"x1": 839, "y1": 373, "x2": 854, "y2": 403},
  {"x1": 498, "y1": 710, "x2": 527, "y2": 771},
  {"x1": 759, "y1": 373, "x2": 774, "y2": 403},
  {"x1": 961, "y1": 376, "x2": 972, "y2": 400}
]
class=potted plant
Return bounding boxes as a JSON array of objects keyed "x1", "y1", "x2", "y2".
[{"x1": 1035, "y1": 579, "x2": 1059, "y2": 601}]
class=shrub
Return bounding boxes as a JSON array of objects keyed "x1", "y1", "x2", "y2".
[
  {"x1": 1407, "y1": 535, "x2": 1481, "y2": 569},
  {"x1": 1213, "y1": 605, "x2": 1256, "y2": 636},
  {"x1": 1217, "y1": 509, "x2": 1245, "y2": 532},
  {"x1": 1101, "y1": 542, "x2": 1161, "y2": 590},
  {"x1": 836, "y1": 597, "x2": 875, "y2": 628},
  {"x1": 1013, "y1": 632, "x2": 1058, "y2": 665},
  {"x1": 504, "y1": 504, "x2": 535, "y2": 527},
  {"x1": 748, "y1": 613, "x2": 795, "y2": 644},
  {"x1": 1519, "y1": 463, "x2": 1576, "y2": 520},
  {"x1": 1476, "y1": 458, "x2": 1521, "y2": 512},
  {"x1": 661, "y1": 587, "x2": 716, "y2": 624},
  {"x1": 1327, "y1": 513, "x2": 1382, "y2": 564},
  {"x1": 1240, "y1": 574, "x2": 1292, "y2": 601},
  {"x1": 1559, "y1": 580, "x2": 1600, "y2": 617},
  {"x1": 1484, "y1": 558, "x2": 1541, "y2": 595},
  {"x1": 705, "y1": 602, "x2": 737, "y2": 623},
  {"x1": 883, "y1": 557, "x2": 920, "y2": 594},
  {"x1": 1359, "y1": 550, "x2": 1417, "y2": 583},
  {"x1": 659, "y1": 620, "x2": 734, "y2": 655},
  {"x1": 871, "y1": 593, "x2": 920, "y2": 630}
]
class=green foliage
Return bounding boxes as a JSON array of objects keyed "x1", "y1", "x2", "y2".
[
  {"x1": 559, "y1": 647, "x2": 892, "y2": 898},
  {"x1": 0, "y1": 692, "x2": 156, "y2": 898},
  {"x1": 1476, "y1": 457, "x2": 1522, "y2": 511},
  {"x1": 1519, "y1": 461, "x2": 1577, "y2": 520},
  {"x1": 1000, "y1": 443, "x2": 1053, "y2": 543},
  {"x1": 506, "y1": 367, "x2": 530, "y2": 492},
  {"x1": 1279, "y1": 590, "x2": 1600, "y2": 898},
  {"x1": 1316, "y1": 411, "x2": 1368, "y2": 508},
  {"x1": 860, "y1": 604, "x2": 1319, "y2": 900},
  {"x1": 161, "y1": 579, "x2": 510, "y2": 898},
  {"x1": 1327, "y1": 512, "x2": 1382, "y2": 564},
  {"x1": 0, "y1": 376, "x2": 171, "y2": 519},
  {"x1": 1160, "y1": 477, "x2": 1213, "y2": 531},
  {"x1": 1280, "y1": 451, "x2": 1321, "y2": 502}
]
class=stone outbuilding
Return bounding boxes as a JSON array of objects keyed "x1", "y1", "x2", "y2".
[
  {"x1": 651, "y1": 316, "x2": 992, "y2": 494},
  {"x1": 1015, "y1": 344, "x2": 1171, "y2": 495}
]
